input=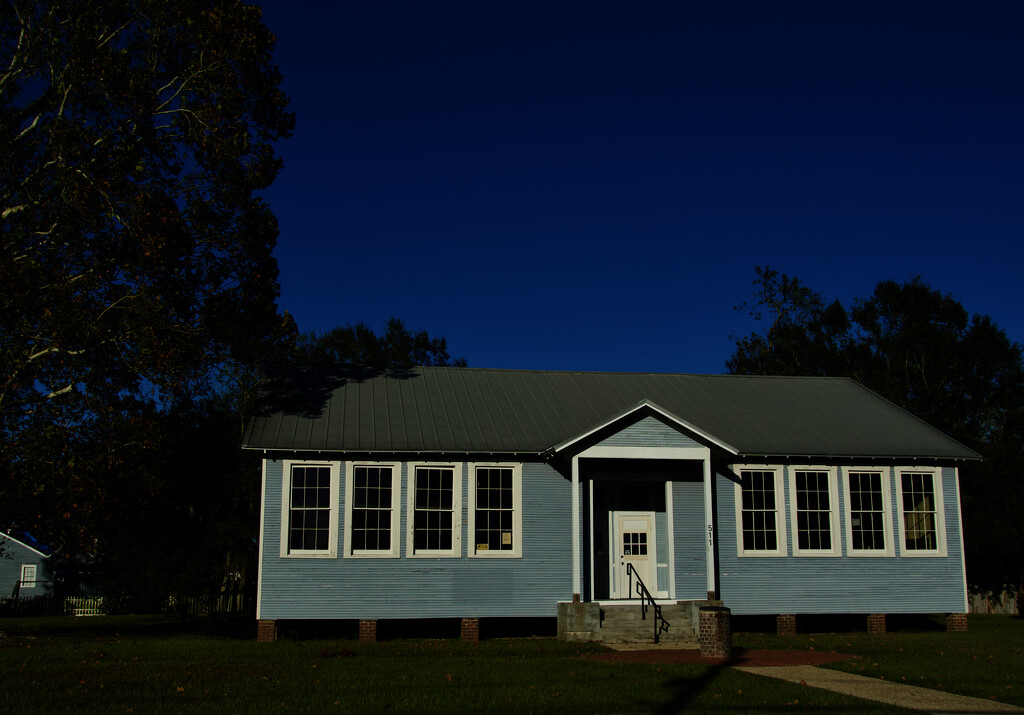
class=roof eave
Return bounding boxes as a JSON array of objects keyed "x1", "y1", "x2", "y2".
[
  {"x1": 1, "y1": 532, "x2": 53, "y2": 558},
  {"x1": 732, "y1": 453, "x2": 982, "y2": 462}
]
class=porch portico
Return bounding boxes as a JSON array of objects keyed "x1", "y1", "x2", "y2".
[{"x1": 554, "y1": 400, "x2": 739, "y2": 605}]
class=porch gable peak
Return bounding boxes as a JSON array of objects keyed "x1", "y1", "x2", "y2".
[{"x1": 550, "y1": 399, "x2": 739, "y2": 458}]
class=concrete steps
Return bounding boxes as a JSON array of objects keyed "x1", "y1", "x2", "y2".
[{"x1": 600, "y1": 603, "x2": 697, "y2": 645}]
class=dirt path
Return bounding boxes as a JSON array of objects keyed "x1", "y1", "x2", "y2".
[
  {"x1": 737, "y1": 664, "x2": 1024, "y2": 714},
  {"x1": 588, "y1": 648, "x2": 1024, "y2": 713}
]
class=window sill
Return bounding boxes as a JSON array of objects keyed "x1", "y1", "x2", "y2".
[{"x1": 899, "y1": 549, "x2": 948, "y2": 558}]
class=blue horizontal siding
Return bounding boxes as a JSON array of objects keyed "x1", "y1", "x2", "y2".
[
  {"x1": 261, "y1": 453, "x2": 968, "y2": 619},
  {"x1": 0, "y1": 537, "x2": 53, "y2": 597},
  {"x1": 672, "y1": 480, "x2": 707, "y2": 600},
  {"x1": 599, "y1": 416, "x2": 702, "y2": 448},
  {"x1": 655, "y1": 510, "x2": 669, "y2": 592},
  {"x1": 259, "y1": 460, "x2": 571, "y2": 619},
  {"x1": 717, "y1": 466, "x2": 966, "y2": 614}
]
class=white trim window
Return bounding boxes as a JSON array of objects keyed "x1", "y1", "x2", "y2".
[
  {"x1": 20, "y1": 564, "x2": 37, "y2": 588},
  {"x1": 734, "y1": 466, "x2": 787, "y2": 556},
  {"x1": 789, "y1": 466, "x2": 840, "y2": 556},
  {"x1": 897, "y1": 468, "x2": 947, "y2": 557},
  {"x1": 468, "y1": 463, "x2": 522, "y2": 558},
  {"x1": 280, "y1": 460, "x2": 340, "y2": 558},
  {"x1": 844, "y1": 467, "x2": 894, "y2": 557},
  {"x1": 344, "y1": 462, "x2": 401, "y2": 558},
  {"x1": 406, "y1": 462, "x2": 462, "y2": 557}
]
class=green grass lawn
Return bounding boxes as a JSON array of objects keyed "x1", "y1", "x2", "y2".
[
  {"x1": 734, "y1": 614, "x2": 1024, "y2": 707},
  {"x1": 0, "y1": 615, "x2": 906, "y2": 714}
]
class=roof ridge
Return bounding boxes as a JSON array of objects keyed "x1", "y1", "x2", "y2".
[{"x1": 408, "y1": 366, "x2": 853, "y2": 380}]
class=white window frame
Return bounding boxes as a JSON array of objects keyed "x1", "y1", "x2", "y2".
[
  {"x1": 843, "y1": 466, "x2": 895, "y2": 557},
  {"x1": 733, "y1": 464, "x2": 788, "y2": 557},
  {"x1": 20, "y1": 564, "x2": 37, "y2": 588},
  {"x1": 896, "y1": 466, "x2": 947, "y2": 557},
  {"x1": 280, "y1": 459, "x2": 340, "y2": 558},
  {"x1": 406, "y1": 462, "x2": 463, "y2": 558},
  {"x1": 344, "y1": 461, "x2": 402, "y2": 558},
  {"x1": 788, "y1": 465, "x2": 841, "y2": 557},
  {"x1": 467, "y1": 462, "x2": 523, "y2": 558}
]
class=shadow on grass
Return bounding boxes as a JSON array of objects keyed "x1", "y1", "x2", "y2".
[{"x1": 655, "y1": 653, "x2": 739, "y2": 714}]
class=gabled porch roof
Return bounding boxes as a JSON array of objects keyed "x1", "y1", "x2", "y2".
[{"x1": 548, "y1": 399, "x2": 739, "y2": 457}]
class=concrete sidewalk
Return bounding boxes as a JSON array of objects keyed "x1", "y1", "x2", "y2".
[{"x1": 737, "y1": 664, "x2": 1024, "y2": 714}]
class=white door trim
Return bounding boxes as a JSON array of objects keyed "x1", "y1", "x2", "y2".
[{"x1": 610, "y1": 510, "x2": 657, "y2": 599}]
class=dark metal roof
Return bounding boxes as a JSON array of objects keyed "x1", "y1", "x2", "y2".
[{"x1": 242, "y1": 365, "x2": 979, "y2": 460}]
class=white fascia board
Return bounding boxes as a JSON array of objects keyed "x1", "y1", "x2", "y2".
[
  {"x1": 551, "y1": 399, "x2": 738, "y2": 456},
  {"x1": 1, "y1": 533, "x2": 52, "y2": 559},
  {"x1": 576, "y1": 445, "x2": 710, "y2": 460}
]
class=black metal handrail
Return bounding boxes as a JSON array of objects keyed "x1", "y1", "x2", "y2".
[{"x1": 625, "y1": 562, "x2": 670, "y2": 644}]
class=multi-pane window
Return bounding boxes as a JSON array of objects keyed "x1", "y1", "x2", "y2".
[
  {"x1": 901, "y1": 471, "x2": 939, "y2": 552},
  {"x1": 739, "y1": 469, "x2": 781, "y2": 553},
  {"x1": 288, "y1": 464, "x2": 333, "y2": 552},
  {"x1": 412, "y1": 466, "x2": 456, "y2": 553},
  {"x1": 474, "y1": 467, "x2": 514, "y2": 552},
  {"x1": 848, "y1": 471, "x2": 888, "y2": 552},
  {"x1": 351, "y1": 466, "x2": 394, "y2": 551},
  {"x1": 20, "y1": 564, "x2": 36, "y2": 588},
  {"x1": 469, "y1": 463, "x2": 521, "y2": 558},
  {"x1": 793, "y1": 469, "x2": 834, "y2": 552},
  {"x1": 622, "y1": 532, "x2": 648, "y2": 556}
]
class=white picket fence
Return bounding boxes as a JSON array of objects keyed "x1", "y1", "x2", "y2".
[
  {"x1": 65, "y1": 595, "x2": 104, "y2": 617},
  {"x1": 59, "y1": 592, "x2": 248, "y2": 617}
]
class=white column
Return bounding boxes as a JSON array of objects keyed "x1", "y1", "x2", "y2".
[
  {"x1": 572, "y1": 455, "x2": 581, "y2": 599},
  {"x1": 588, "y1": 479, "x2": 595, "y2": 600},
  {"x1": 703, "y1": 454, "x2": 716, "y2": 598}
]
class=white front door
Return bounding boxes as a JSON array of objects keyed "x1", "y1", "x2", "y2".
[{"x1": 611, "y1": 511, "x2": 656, "y2": 598}]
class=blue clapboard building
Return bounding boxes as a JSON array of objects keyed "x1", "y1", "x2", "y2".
[{"x1": 244, "y1": 366, "x2": 977, "y2": 641}]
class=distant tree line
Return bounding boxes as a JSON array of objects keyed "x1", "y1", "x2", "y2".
[
  {"x1": 730, "y1": 267, "x2": 1023, "y2": 590},
  {"x1": 293, "y1": 317, "x2": 466, "y2": 368}
]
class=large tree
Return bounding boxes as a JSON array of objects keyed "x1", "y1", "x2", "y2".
[
  {"x1": 730, "y1": 268, "x2": 1024, "y2": 588},
  {"x1": 0, "y1": 0, "x2": 295, "y2": 561}
]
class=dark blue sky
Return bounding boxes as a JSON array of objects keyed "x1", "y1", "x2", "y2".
[{"x1": 257, "y1": 1, "x2": 1023, "y2": 374}]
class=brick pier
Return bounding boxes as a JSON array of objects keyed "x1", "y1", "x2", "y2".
[
  {"x1": 461, "y1": 617, "x2": 480, "y2": 642},
  {"x1": 867, "y1": 613, "x2": 887, "y2": 634},
  {"x1": 699, "y1": 606, "x2": 732, "y2": 659},
  {"x1": 257, "y1": 619, "x2": 277, "y2": 643},
  {"x1": 946, "y1": 613, "x2": 968, "y2": 631},
  {"x1": 776, "y1": 614, "x2": 797, "y2": 636},
  {"x1": 358, "y1": 619, "x2": 378, "y2": 642}
]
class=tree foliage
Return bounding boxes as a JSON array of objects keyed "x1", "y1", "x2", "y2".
[
  {"x1": 294, "y1": 317, "x2": 467, "y2": 368},
  {"x1": 0, "y1": 0, "x2": 295, "y2": 579},
  {"x1": 730, "y1": 267, "x2": 1024, "y2": 586},
  {"x1": 1, "y1": 0, "x2": 294, "y2": 416},
  {"x1": 729, "y1": 267, "x2": 852, "y2": 378}
]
